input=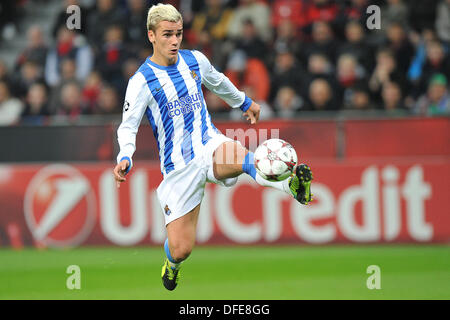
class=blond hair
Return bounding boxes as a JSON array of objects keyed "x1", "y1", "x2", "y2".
[{"x1": 147, "y1": 3, "x2": 183, "y2": 31}]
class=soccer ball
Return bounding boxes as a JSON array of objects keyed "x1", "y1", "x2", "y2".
[{"x1": 254, "y1": 138, "x2": 298, "y2": 181}]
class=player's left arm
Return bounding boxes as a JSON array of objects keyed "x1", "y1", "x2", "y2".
[{"x1": 192, "y1": 50, "x2": 259, "y2": 124}]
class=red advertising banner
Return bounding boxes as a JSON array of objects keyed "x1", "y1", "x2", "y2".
[
  {"x1": 0, "y1": 158, "x2": 448, "y2": 248},
  {"x1": 344, "y1": 118, "x2": 450, "y2": 158}
]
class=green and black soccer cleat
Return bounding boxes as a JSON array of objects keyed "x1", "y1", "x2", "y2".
[
  {"x1": 289, "y1": 164, "x2": 313, "y2": 205},
  {"x1": 161, "y1": 258, "x2": 181, "y2": 291}
]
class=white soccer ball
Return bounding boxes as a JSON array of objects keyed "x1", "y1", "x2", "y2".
[{"x1": 254, "y1": 138, "x2": 298, "y2": 182}]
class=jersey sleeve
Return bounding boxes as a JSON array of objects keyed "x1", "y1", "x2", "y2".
[
  {"x1": 116, "y1": 72, "x2": 151, "y2": 172},
  {"x1": 192, "y1": 50, "x2": 252, "y2": 111}
]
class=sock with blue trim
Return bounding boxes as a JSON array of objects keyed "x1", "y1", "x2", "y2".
[
  {"x1": 242, "y1": 152, "x2": 291, "y2": 194},
  {"x1": 164, "y1": 238, "x2": 181, "y2": 270}
]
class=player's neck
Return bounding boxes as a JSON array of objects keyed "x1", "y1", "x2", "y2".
[{"x1": 150, "y1": 51, "x2": 178, "y2": 67}]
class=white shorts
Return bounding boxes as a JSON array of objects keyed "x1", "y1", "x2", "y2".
[{"x1": 156, "y1": 134, "x2": 240, "y2": 226}]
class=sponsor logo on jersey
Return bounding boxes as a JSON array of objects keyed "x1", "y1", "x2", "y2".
[{"x1": 165, "y1": 92, "x2": 202, "y2": 118}]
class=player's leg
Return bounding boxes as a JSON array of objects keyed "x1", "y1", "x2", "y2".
[
  {"x1": 212, "y1": 141, "x2": 313, "y2": 204},
  {"x1": 161, "y1": 203, "x2": 201, "y2": 291}
]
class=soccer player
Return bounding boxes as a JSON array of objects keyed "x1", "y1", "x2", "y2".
[{"x1": 113, "y1": 4, "x2": 313, "y2": 291}]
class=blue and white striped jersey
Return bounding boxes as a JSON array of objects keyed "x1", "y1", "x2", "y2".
[{"x1": 117, "y1": 49, "x2": 252, "y2": 176}]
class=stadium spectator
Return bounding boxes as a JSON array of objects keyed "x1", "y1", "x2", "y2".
[
  {"x1": 51, "y1": 0, "x2": 90, "y2": 38},
  {"x1": 0, "y1": 80, "x2": 24, "y2": 126},
  {"x1": 10, "y1": 61, "x2": 44, "y2": 99},
  {"x1": 368, "y1": 48, "x2": 406, "y2": 103},
  {"x1": 336, "y1": 53, "x2": 367, "y2": 107},
  {"x1": 419, "y1": 41, "x2": 450, "y2": 91},
  {"x1": 225, "y1": 50, "x2": 271, "y2": 103},
  {"x1": 408, "y1": 29, "x2": 439, "y2": 83},
  {"x1": 234, "y1": 19, "x2": 268, "y2": 62},
  {"x1": 86, "y1": 0, "x2": 125, "y2": 50},
  {"x1": 227, "y1": 0, "x2": 272, "y2": 43},
  {"x1": 91, "y1": 84, "x2": 121, "y2": 115},
  {"x1": 436, "y1": 0, "x2": 450, "y2": 43},
  {"x1": 59, "y1": 58, "x2": 78, "y2": 83},
  {"x1": 273, "y1": 86, "x2": 305, "y2": 117},
  {"x1": 269, "y1": 49, "x2": 304, "y2": 103},
  {"x1": 190, "y1": 0, "x2": 234, "y2": 66},
  {"x1": 271, "y1": 20, "x2": 303, "y2": 62},
  {"x1": 21, "y1": 82, "x2": 50, "y2": 125},
  {"x1": 124, "y1": 0, "x2": 149, "y2": 52},
  {"x1": 381, "y1": 81, "x2": 407, "y2": 113},
  {"x1": 383, "y1": 22, "x2": 415, "y2": 75},
  {"x1": 414, "y1": 73, "x2": 450, "y2": 115},
  {"x1": 305, "y1": 53, "x2": 334, "y2": 81},
  {"x1": 336, "y1": 53, "x2": 365, "y2": 89},
  {"x1": 306, "y1": 78, "x2": 338, "y2": 110},
  {"x1": 337, "y1": 19, "x2": 374, "y2": 72},
  {"x1": 95, "y1": 25, "x2": 134, "y2": 92},
  {"x1": 82, "y1": 71, "x2": 103, "y2": 112},
  {"x1": 45, "y1": 26, "x2": 93, "y2": 87},
  {"x1": 301, "y1": 21, "x2": 339, "y2": 65},
  {"x1": 14, "y1": 25, "x2": 48, "y2": 72},
  {"x1": 346, "y1": 83, "x2": 373, "y2": 110},
  {"x1": 48, "y1": 58, "x2": 82, "y2": 114},
  {"x1": 57, "y1": 81, "x2": 88, "y2": 119}
]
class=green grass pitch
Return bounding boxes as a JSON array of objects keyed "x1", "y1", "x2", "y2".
[{"x1": 0, "y1": 245, "x2": 449, "y2": 300}]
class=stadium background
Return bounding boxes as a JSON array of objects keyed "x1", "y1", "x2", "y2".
[{"x1": 0, "y1": 0, "x2": 449, "y2": 300}]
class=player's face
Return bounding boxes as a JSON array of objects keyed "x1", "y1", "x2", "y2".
[{"x1": 148, "y1": 20, "x2": 183, "y2": 65}]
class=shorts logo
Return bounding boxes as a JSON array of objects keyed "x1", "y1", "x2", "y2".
[
  {"x1": 164, "y1": 205, "x2": 171, "y2": 216},
  {"x1": 123, "y1": 101, "x2": 130, "y2": 112}
]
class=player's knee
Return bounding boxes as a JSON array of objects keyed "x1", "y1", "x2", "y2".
[
  {"x1": 222, "y1": 177, "x2": 238, "y2": 187},
  {"x1": 171, "y1": 243, "x2": 193, "y2": 262}
]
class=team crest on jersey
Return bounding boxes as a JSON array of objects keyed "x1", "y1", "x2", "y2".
[{"x1": 190, "y1": 70, "x2": 199, "y2": 81}]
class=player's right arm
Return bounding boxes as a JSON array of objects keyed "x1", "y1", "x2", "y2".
[{"x1": 113, "y1": 73, "x2": 150, "y2": 188}]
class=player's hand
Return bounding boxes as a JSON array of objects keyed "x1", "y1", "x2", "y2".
[
  {"x1": 243, "y1": 101, "x2": 260, "y2": 124},
  {"x1": 113, "y1": 159, "x2": 130, "y2": 188}
]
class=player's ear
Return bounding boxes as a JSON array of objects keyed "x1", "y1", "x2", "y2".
[{"x1": 148, "y1": 30, "x2": 155, "y2": 44}]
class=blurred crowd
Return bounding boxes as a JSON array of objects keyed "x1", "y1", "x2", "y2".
[{"x1": 0, "y1": 0, "x2": 450, "y2": 126}]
